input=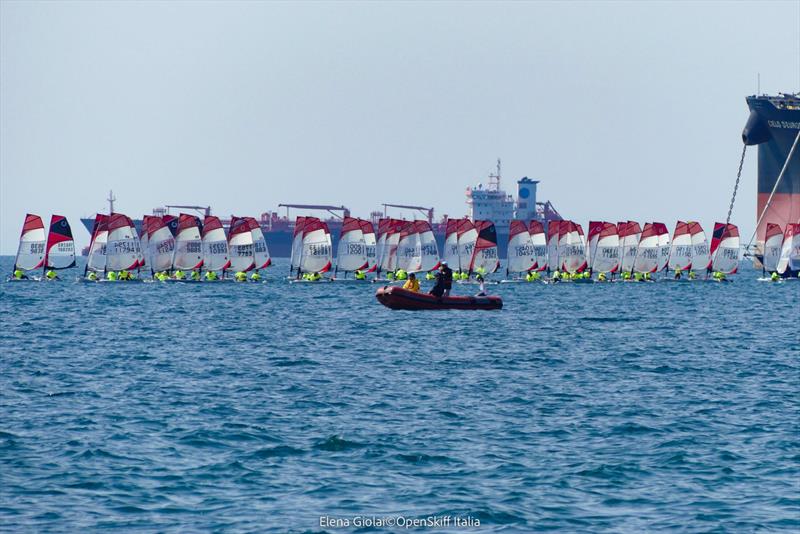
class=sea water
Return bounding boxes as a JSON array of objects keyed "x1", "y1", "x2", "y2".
[{"x1": 1, "y1": 257, "x2": 797, "y2": 532}]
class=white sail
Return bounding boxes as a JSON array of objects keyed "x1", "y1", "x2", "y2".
[
  {"x1": 776, "y1": 224, "x2": 800, "y2": 275},
  {"x1": 382, "y1": 228, "x2": 402, "y2": 272},
  {"x1": 507, "y1": 220, "x2": 535, "y2": 274},
  {"x1": 336, "y1": 217, "x2": 368, "y2": 272},
  {"x1": 172, "y1": 215, "x2": 203, "y2": 270},
  {"x1": 689, "y1": 222, "x2": 710, "y2": 272},
  {"x1": 86, "y1": 216, "x2": 108, "y2": 273},
  {"x1": 530, "y1": 225, "x2": 548, "y2": 271},
  {"x1": 457, "y1": 223, "x2": 478, "y2": 273},
  {"x1": 619, "y1": 222, "x2": 641, "y2": 273},
  {"x1": 396, "y1": 225, "x2": 422, "y2": 272},
  {"x1": 248, "y1": 218, "x2": 271, "y2": 270},
  {"x1": 360, "y1": 220, "x2": 377, "y2": 272},
  {"x1": 106, "y1": 214, "x2": 141, "y2": 271},
  {"x1": 417, "y1": 221, "x2": 440, "y2": 272},
  {"x1": 562, "y1": 222, "x2": 587, "y2": 274},
  {"x1": 654, "y1": 223, "x2": 670, "y2": 272},
  {"x1": 300, "y1": 219, "x2": 332, "y2": 273},
  {"x1": 546, "y1": 222, "x2": 561, "y2": 272},
  {"x1": 290, "y1": 217, "x2": 306, "y2": 272},
  {"x1": 14, "y1": 214, "x2": 46, "y2": 271},
  {"x1": 590, "y1": 223, "x2": 620, "y2": 274},
  {"x1": 710, "y1": 224, "x2": 740, "y2": 274},
  {"x1": 633, "y1": 224, "x2": 659, "y2": 273},
  {"x1": 202, "y1": 216, "x2": 229, "y2": 272},
  {"x1": 148, "y1": 225, "x2": 176, "y2": 272},
  {"x1": 443, "y1": 220, "x2": 460, "y2": 271},
  {"x1": 763, "y1": 224, "x2": 784, "y2": 273},
  {"x1": 668, "y1": 221, "x2": 692, "y2": 271},
  {"x1": 228, "y1": 217, "x2": 255, "y2": 272}
]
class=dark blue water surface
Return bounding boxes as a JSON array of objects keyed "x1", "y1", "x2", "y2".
[{"x1": 1, "y1": 257, "x2": 798, "y2": 533}]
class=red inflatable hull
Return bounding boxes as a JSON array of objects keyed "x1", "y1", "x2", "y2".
[{"x1": 375, "y1": 286, "x2": 503, "y2": 311}]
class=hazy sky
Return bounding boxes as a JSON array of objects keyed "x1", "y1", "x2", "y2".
[{"x1": 1, "y1": 1, "x2": 799, "y2": 254}]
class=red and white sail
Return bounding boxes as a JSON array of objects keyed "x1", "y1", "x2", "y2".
[
  {"x1": 456, "y1": 219, "x2": 477, "y2": 272},
  {"x1": 172, "y1": 214, "x2": 203, "y2": 270},
  {"x1": 776, "y1": 223, "x2": 800, "y2": 275},
  {"x1": 561, "y1": 221, "x2": 587, "y2": 274},
  {"x1": 374, "y1": 218, "x2": 391, "y2": 273},
  {"x1": 762, "y1": 223, "x2": 784, "y2": 273},
  {"x1": 443, "y1": 219, "x2": 460, "y2": 270},
  {"x1": 202, "y1": 215, "x2": 230, "y2": 272},
  {"x1": 469, "y1": 220, "x2": 500, "y2": 273},
  {"x1": 86, "y1": 214, "x2": 109, "y2": 273},
  {"x1": 546, "y1": 221, "x2": 561, "y2": 272},
  {"x1": 106, "y1": 213, "x2": 142, "y2": 271},
  {"x1": 416, "y1": 220, "x2": 440, "y2": 272},
  {"x1": 710, "y1": 222, "x2": 740, "y2": 274},
  {"x1": 396, "y1": 221, "x2": 422, "y2": 272},
  {"x1": 14, "y1": 214, "x2": 46, "y2": 271},
  {"x1": 44, "y1": 215, "x2": 76, "y2": 270},
  {"x1": 633, "y1": 223, "x2": 659, "y2": 273},
  {"x1": 300, "y1": 217, "x2": 332, "y2": 273},
  {"x1": 688, "y1": 222, "x2": 710, "y2": 271},
  {"x1": 290, "y1": 216, "x2": 307, "y2": 272},
  {"x1": 654, "y1": 222, "x2": 670, "y2": 272},
  {"x1": 668, "y1": 221, "x2": 692, "y2": 271},
  {"x1": 619, "y1": 221, "x2": 642, "y2": 273},
  {"x1": 529, "y1": 221, "x2": 548, "y2": 271},
  {"x1": 144, "y1": 216, "x2": 176, "y2": 272},
  {"x1": 589, "y1": 222, "x2": 620, "y2": 273},
  {"x1": 507, "y1": 220, "x2": 536, "y2": 274},
  {"x1": 380, "y1": 219, "x2": 404, "y2": 273},
  {"x1": 228, "y1": 216, "x2": 256, "y2": 272},
  {"x1": 587, "y1": 221, "x2": 603, "y2": 271},
  {"x1": 138, "y1": 216, "x2": 151, "y2": 268},
  {"x1": 246, "y1": 217, "x2": 271, "y2": 269},
  {"x1": 336, "y1": 216, "x2": 368, "y2": 273},
  {"x1": 359, "y1": 219, "x2": 377, "y2": 272}
]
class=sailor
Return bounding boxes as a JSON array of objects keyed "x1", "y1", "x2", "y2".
[
  {"x1": 583, "y1": 271, "x2": 591, "y2": 279},
  {"x1": 45, "y1": 269, "x2": 58, "y2": 280},
  {"x1": 386, "y1": 271, "x2": 395, "y2": 281},
  {"x1": 234, "y1": 271, "x2": 247, "y2": 282},
  {"x1": 688, "y1": 271, "x2": 696, "y2": 280},
  {"x1": 621, "y1": 271, "x2": 631, "y2": 281},
  {"x1": 355, "y1": 269, "x2": 366, "y2": 280},
  {"x1": 439, "y1": 261, "x2": 453, "y2": 296},
  {"x1": 395, "y1": 269, "x2": 407, "y2": 280},
  {"x1": 771, "y1": 272, "x2": 780, "y2": 282},
  {"x1": 87, "y1": 271, "x2": 97, "y2": 281},
  {"x1": 475, "y1": 274, "x2": 487, "y2": 297},
  {"x1": 204, "y1": 270, "x2": 218, "y2": 281},
  {"x1": 425, "y1": 271, "x2": 436, "y2": 280},
  {"x1": 530, "y1": 271, "x2": 541, "y2": 281},
  {"x1": 157, "y1": 271, "x2": 169, "y2": 282},
  {"x1": 250, "y1": 271, "x2": 262, "y2": 282},
  {"x1": 598, "y1": 272, "x2": 607, "y2": 282},
  {"x1": 552, "y1": 270, "x2": 562, "y2": 282},
  {"x1": 634, "y1": 272, "x2": 643, "y2": 282},
  {"x1": 107, "y1": 271, "x2": 118, "y2": 281},
  {"x1": 674, "y1": 269, "x2": 682, "y2": 280},
  {"x1": 311, "y1": 272, "x2": 321, "y2": 281},
  {"x1": 191, "y1": 270, "x2": 201, "y2": 281},
  {"x1": 13, "y1": 269, "x2": 27, "y2": 280},
  {"x1": 173, "y1": 270, "x2": 185, "y2": 280},
  {"x1": 526, "y1": 271, "x2": 535, "y2": 282},
  {"x1": 402, "y1": 272, "x2": 420, "y2": 292},
  {"x1": 644, "y1": 272, "x2": 651, "y2": 281}
]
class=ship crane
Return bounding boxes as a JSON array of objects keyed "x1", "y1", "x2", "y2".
[
  {"x1": 165, "y1": 205, "x2": 212, "y2": 217},
  {"x1": 278, "y1": 204, "x2": 350, "y2": 220},
  {"x1": 382, "y1": 204, "x2": 434, "y2": 224}
]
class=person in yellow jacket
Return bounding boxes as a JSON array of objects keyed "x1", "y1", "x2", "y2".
[{"x1": 402, "y1": 272, "x2": 420, "y2": 292}]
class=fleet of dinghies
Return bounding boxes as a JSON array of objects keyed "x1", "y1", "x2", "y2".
[{"x1": 9, "y1": 213, "x2": 800, "y2": 283}]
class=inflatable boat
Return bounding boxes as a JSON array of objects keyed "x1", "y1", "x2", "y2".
[{"x1": 375, "y1": 286, "x2": 503, "y2": 311}]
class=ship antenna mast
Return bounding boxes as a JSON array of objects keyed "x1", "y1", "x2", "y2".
[
  {"x1": 488, "y1": 158, "x2": 501, "y2": 191},
  {"x1": 107, "y1": 190, "x2": 116, "y2": 214}
]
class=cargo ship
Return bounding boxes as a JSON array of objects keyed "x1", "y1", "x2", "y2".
[
  {"x1": 80, "y1": 161, "x2": 562, "y2": 258},
  {"x1": 742, "y1": 92, "x2": 800, "y2": 243}
]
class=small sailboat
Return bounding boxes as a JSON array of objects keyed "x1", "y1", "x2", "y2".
[
  {"x1": 335, "y1": 216, "x2": 369, "y2": 278},
  {"x1": 291, "y1": 216, "x2": 333, "y2": 282},
  {"x1": 41, "y1": 215, "x2": 76, "y2": 280},
  {"x1": 443, "y1": 219, "x2": 460, "y2": 271},
  {"x1": 10, "y1": 214, "x2": 45, "y2": 281},
  {"x1": 396, "y1": 221, "x2": 422, "y2": 273},
  {"x1": 467, "y1": 220, "x2": 500, "y2": 279},
  {"x1": 374, "y1": 218, "x2": 403, "y2": 281},
  {"x1": 587, "y1": 221, "x2": 620, "y2": 277},
  {"x1": 776, "y1": 223, "x2": 800, "y2": 278},
  {"x1": 667, "y1": 221, "x2": 692, "y2": 276},
  {"x1": 145, "y1": 216, "x2": 176, "y2": 275},
  {"x1": 504, "y1": 220, "x2": 536, "y2": 280},
  {"x1": 201, "y1": 215, "x2": 230, "y2": 278},
  {"x1": 289, "y1": 216, "x2": 308, "y2": 276},
  {"x1": 561, "y1": 221, "x2": 588, "y2": 277},
  {"x1": 529, "y1": 221, "x2": 548, "y2": 273},
  {"x1": 83, "y1": 214, "x2": 109, "y2": 280},
  {"x1": 632, "y1": 223, "x2": 659, "y2": 275},
  {"x1": 105, "y1": 213, "x2": 143, "y2": 279},
  {"x1": 709, "y1": 222, "x2": 740, "y2": 279},
  {"x1": 654, "y1": 223, "x2": 671, "y2": 274},
  {"x1": 760, "y1": 223, "x2": 784, "y2": 277},
  {"x1": 688, "y1": 221, "x2": 710, "y2": 274},
  {"x1": 172, "y1": 214, "x2": 204, "y2": 277},
  {"x1": 228, "y1": 216, "x2": 256, "y2": 275},
  {"x1": 359, "y1": 219, "x2": 378, "y2": 273},
  {"x1": 546, "y1": 221, "x2": 561, "y2": 275},
  {"x1": 455, "y1": 219, "x2": 477, "y2": 277},
  {"x1": 619, "y1": 221, "x2": 641, "y2": 274},
  {"x1": 247, "y1": 217, "x2": 272, "y2": 272},
  {"x1": 416, "y1": 220, "x2": 441, "y2": 274}
]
